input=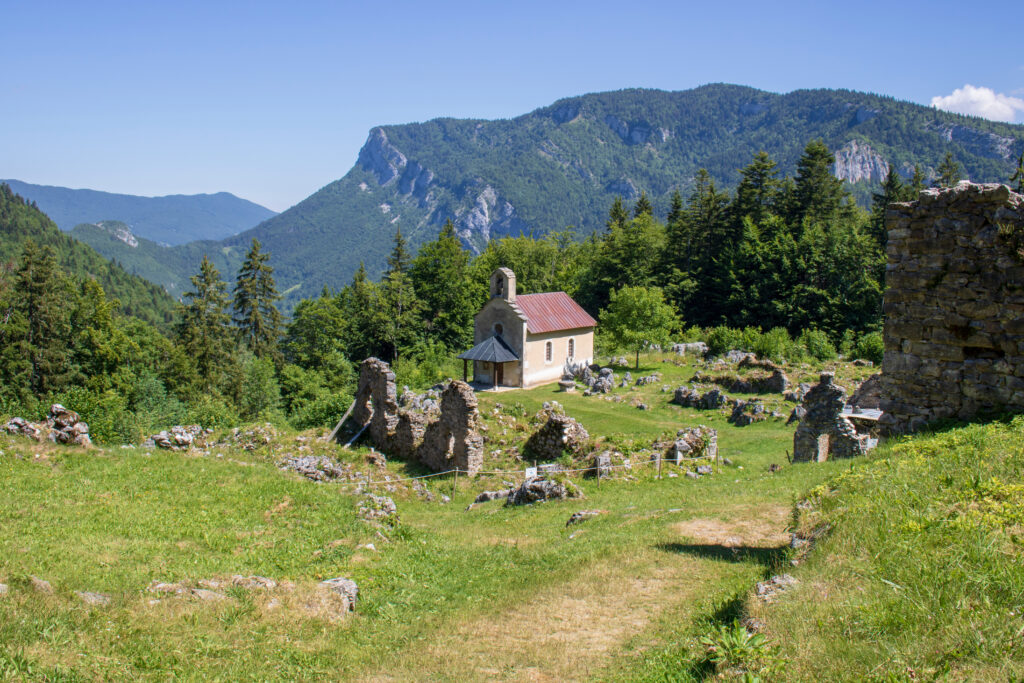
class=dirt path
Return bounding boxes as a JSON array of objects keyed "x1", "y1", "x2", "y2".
[{"x1": 364, "y1": 504, "x2": 791, "y2": 682}]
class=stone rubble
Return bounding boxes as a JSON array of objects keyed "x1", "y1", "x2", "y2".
[
  {"x1": 506, "y1": 477, "x2": 582, "y2": 506},
  {"x1": 755, "y1": 574, "x2": 799, "y2": 603},
  {"x1": 664, "y1": 426, "x2": 718, "y2": 464},
  {"x1": 849, "y1": 373, "x2": 882, "y2": 410},
  {"x1": 671, "y1": 386, "x2": 728, "y2": 410},
  {"x1": 3, "y1": 405, "x2": 92, "y2": 447},
  {"x1": 358, "y1": 494, "x2": 398, "y2": 523},
  {"x1": 729, "y1": 399, "x2": 767, "y2": 426},
  {"x1": 565, "y1": 509, "x2": 604, "y2": 526},
  {"x1": 524, "y1": 409, "x2": 590, "y2": 461},
  {"x1": 319, "y1": 577, "x2": 358, "y2": 612},
  {"x1": 144, "y1": 425, "x2": 210, "y2": 450},
  {"x1": 280, "y1": 455, "x2": 352, "y2": 482}
]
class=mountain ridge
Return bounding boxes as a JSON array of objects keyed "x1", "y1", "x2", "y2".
[
  {"x1": 70, "y1": 84, "x2": 1024, "y2": 311},
  {"x1": 1, "y1": 179, "x2": 276, "y2": 245}
]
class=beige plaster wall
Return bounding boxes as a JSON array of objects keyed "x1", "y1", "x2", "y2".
[{"x1": 522, "y1": 328, "x2": 594, "y2": 387}]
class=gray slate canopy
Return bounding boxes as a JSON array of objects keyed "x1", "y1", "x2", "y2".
[{"x1": 457, "y1": 335, "x2": 519, "y2": 363}]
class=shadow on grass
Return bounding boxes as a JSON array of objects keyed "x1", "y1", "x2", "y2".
[{"x1": 656, "y1": 542, "x2": 788, "y2": 568}]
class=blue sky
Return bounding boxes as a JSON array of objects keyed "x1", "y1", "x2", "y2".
[{"x1": 2, "y1": 0, "x2": 1022, "y2": 211}]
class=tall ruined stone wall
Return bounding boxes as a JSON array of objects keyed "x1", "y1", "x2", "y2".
[
  {"x1": 880, "y1": 182, "x2": 1024, "y2": 434},
  {"x1": 348, "y1": 358, "x2": 484, "y2": 475}
]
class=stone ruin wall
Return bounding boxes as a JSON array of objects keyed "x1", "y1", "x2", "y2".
[
  {"x1": 348, "y1": 358, "x2": 483, "y2": 475},
  {"x1": 880, "y1": 182, "x2": 1024, "y2": 434}
]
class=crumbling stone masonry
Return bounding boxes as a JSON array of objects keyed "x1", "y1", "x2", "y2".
[
  {"x1": 880, "y1": 183, "x2": 1024, "y2": 434},
  {"x1": 792, "y1": 373, "x2": 867, "y2": 462},
  {"x1": 524, "y1": 411, "x2": 590, "y2": 462},
  {"x1": 346, "y1": 358, "x2": 484, "y2": 475}
]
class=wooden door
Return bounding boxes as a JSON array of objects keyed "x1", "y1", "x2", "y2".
[{"x1": 496, "y1": 362, "x2": 504, "y2": 386}]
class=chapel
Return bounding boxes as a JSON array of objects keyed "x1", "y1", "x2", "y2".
[{"x1": 457, "y1": 268, "x2": 596, "y2": 388}]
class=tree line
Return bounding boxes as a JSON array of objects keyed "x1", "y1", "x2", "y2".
[{"x1": 0, "y1": 141, "x2": 1008, "y2": 442}]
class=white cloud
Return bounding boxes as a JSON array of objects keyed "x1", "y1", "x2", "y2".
[{"x1": 931, "y1": 84, "x2": 1024, "y2": 123}]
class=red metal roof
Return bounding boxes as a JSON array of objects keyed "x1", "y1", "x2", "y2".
[{"x1": 515, "y1": 292, "x2": 597, "y2": 334}]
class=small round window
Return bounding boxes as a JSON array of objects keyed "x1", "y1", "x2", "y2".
[{"x1": 494, "y1": 323, "x2": 503, "y2": 336}]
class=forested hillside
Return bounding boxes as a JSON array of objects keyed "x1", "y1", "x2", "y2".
[
  {"x1": 0, "y1": 185, "x2": 178, "y2": 326},
  {"x1": 73, "y1": 85, "x2": 1024, "y2": 310},
  {"x1": 1, "y1": 179, "x2": 275, "y2": 244}
]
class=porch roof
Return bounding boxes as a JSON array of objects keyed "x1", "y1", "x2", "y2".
[{"x1": 457, "y1": 335, "x2": 519, "y2": 363}]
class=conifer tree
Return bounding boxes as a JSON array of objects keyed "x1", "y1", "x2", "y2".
[
  {"x1": 870, "y1": 164, "x2": 906, "y2": 245},
  {"x1": 233, "y1": 239, "x2": 283, "y2": 363},
  {"x1": 732, "y1": 151, "x2": 780, "y2": 226},
  {"x1": 1010, "y1": 151, "x2": 1024, "y2": 194},
  {"x1": 606, "y1": 196, "x2": 629, "y2": 233},
  {"x1": 633, "y1": 191, "x2": 653, "y2": 218},
  {"x1": 339, "y1": 263, "x2": 383, "y2": 361},
  {"x1": 386, "y1": 227, "x2": 412, "y2": 276},
  {"x1": 937, "y1": 152, "x2": 962, "y2": 187},
  {"x1": 179, "y1": 255, "x2": 232, "y2": 392},
  {"x1": 792, "y1": 140, "x2": 848, "y2": 226},
  {"x1": 666, "y1": 190, "x2": 684, "y2": 225},
  {"x1": 9, "y1": 241, "x2": 73, "y2": 398},
  {"x1": 910, "y1": 164, "x2": 927, "y2": 195},
  {"x1": 409, "y1": 220, "x2": 476, "y2": 349}
]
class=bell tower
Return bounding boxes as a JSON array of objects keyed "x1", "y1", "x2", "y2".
[{"x1": 490, "y1": 267, "x2": 516, "y2": 302}]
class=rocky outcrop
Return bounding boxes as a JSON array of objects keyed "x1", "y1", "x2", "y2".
[
  {"x1": 833, "y1": 140, "x2": 889, "y2": 183},
  {"x1": 357, "y1": 128, "x2": 409, "y2": 185},
  {"x1": 455, "y1": 185, "x2": 528, "y2": 244},
  {"x1": 881, "y1": 183, "x2": 1024, "y2": 434},
  {"x1": 793, "y1": 374, "x2": 868, "y2": 462}
]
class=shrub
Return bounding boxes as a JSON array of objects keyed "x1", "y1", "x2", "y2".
[
  {"x1": 797, "y1": 329, "x2": 837, "y2": 361},
  {"x1": 705, "y1": 326, "x2": 743, "y2": 356},
  {"x1": 49, "y1": 387, "x2": 140, "y2": 445},
  {"x1": 753, "y1": 327, "x2": 796, "y2": 362},
  {"x1": 854, "y1": 331, "x2": 884, "y2": 365},
  {"x1": 129, "y1": 372, "x2": 186, "y2": 433},
  {"x1": 239, "y1": 357, "x2": 282, "y2": 420},
  {"x1": 184, "y1": 395, "x2": 239, "y2": 429},
  {"x1": 289, "y1": 393, "x2": 351, "y2": 431}
]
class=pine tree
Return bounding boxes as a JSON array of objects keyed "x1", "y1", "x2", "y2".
[
  {"x1": 937, "y1": 152, "x2": 962, "y2": 187},
  {"x1": 338, "y1": 263, "x2": 384, "y2": 361},
  {"x1": 233, "y1": 238, "x2": 284, "y2": 363},
  {"x1": 1010, "y1": 151, "x2": 1024, "y2": 194},
  {"x1": 386, "y1": 227, "x2": 412, "y2": 276},
  {"x1": 179, "y1": 255, "x2": 232, "y2": 392},
  {"x1": 633, "y1": 191, "x2": 653, "y2": 218}
]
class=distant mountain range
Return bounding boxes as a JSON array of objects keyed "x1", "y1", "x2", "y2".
[
  {"x1": 1, "y1": 179, "x2": 276, "y2": 245},
  {"x1": 66, "y1": 84, "x2": 1024, "y2": 311}
]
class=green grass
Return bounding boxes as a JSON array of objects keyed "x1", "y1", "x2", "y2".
[{"x1": 0, "y1": 353, "x2": 985, "y2": 681}]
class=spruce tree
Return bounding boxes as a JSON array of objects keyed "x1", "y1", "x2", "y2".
[
  {"x1": 733, "y1": 151, "x2": 780, "y2": 226},
  {"x1": 1010, "y1": 151, "x2": 1024, "y2": 194},
  {"x1": 792, "y1": 140, "x2": 848, "y2": 226},
  {"x1": 666, "y1": 190, "x2": 684, "y2": 225},
  {"x1": 179, "y1": 255, "x2": 232, "y2": 392},
  {"x1": 14, "y1": 241, "x2": 73, "y2": 397},
  {"x1": 910, "y1": 164, "x2": 927, "y2": 195},
  {"x1": 386, "y1": 227, "x2": 412, "y2": 276},
  {"x1": 633, "y1": 191, "x2": 653, "y2": 218},
  {"x1": 233, "y1": 239, "x2": 284, "y2": 363},
  {"x1": 937, "y1": 152, "x2": 962, "y2": 187},
  {"x1": 870, "y1": 164, "x2": 906, "y2": 245},
  {"x1": 409, "y1": 220, "x2": 476, "y2": 349},
  {"x1": 606, "y1": 196, "x2": 629, "y2": 233}
]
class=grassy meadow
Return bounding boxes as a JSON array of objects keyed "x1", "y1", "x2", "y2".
[{"x1": 1, "y1": 354, "x2": 1016, "y2": 681}]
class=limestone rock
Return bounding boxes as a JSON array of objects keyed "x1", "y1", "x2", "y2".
[
  {"x1": 566, "y1": 509, "x2": 604, "y2": 526},
  {"x1": 30, "y1": 576, "x2": 53, "y2": 594},
  {"x1": 524, "y1": 412, "x2": 589, "y2": 461},
  {"x1": 507, "y1": 477, "x2": 582, "y2": 506},
  {"x1": 319, "y1": 577, "x2": 358, "y2": 612},
  {"x1": 76, "y1": 591, "x2": 111, "y2": 606},
  {"x1": 358, "y1": 494, "x2": 398, "y2": 523}
]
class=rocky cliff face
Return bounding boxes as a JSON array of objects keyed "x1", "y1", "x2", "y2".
[
  {"x1": 355, "y1": 128, "x2": 524, "y2": 251},
  {"x1": 832, "y1": 140, "x2": 890, "y2": 183}
]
